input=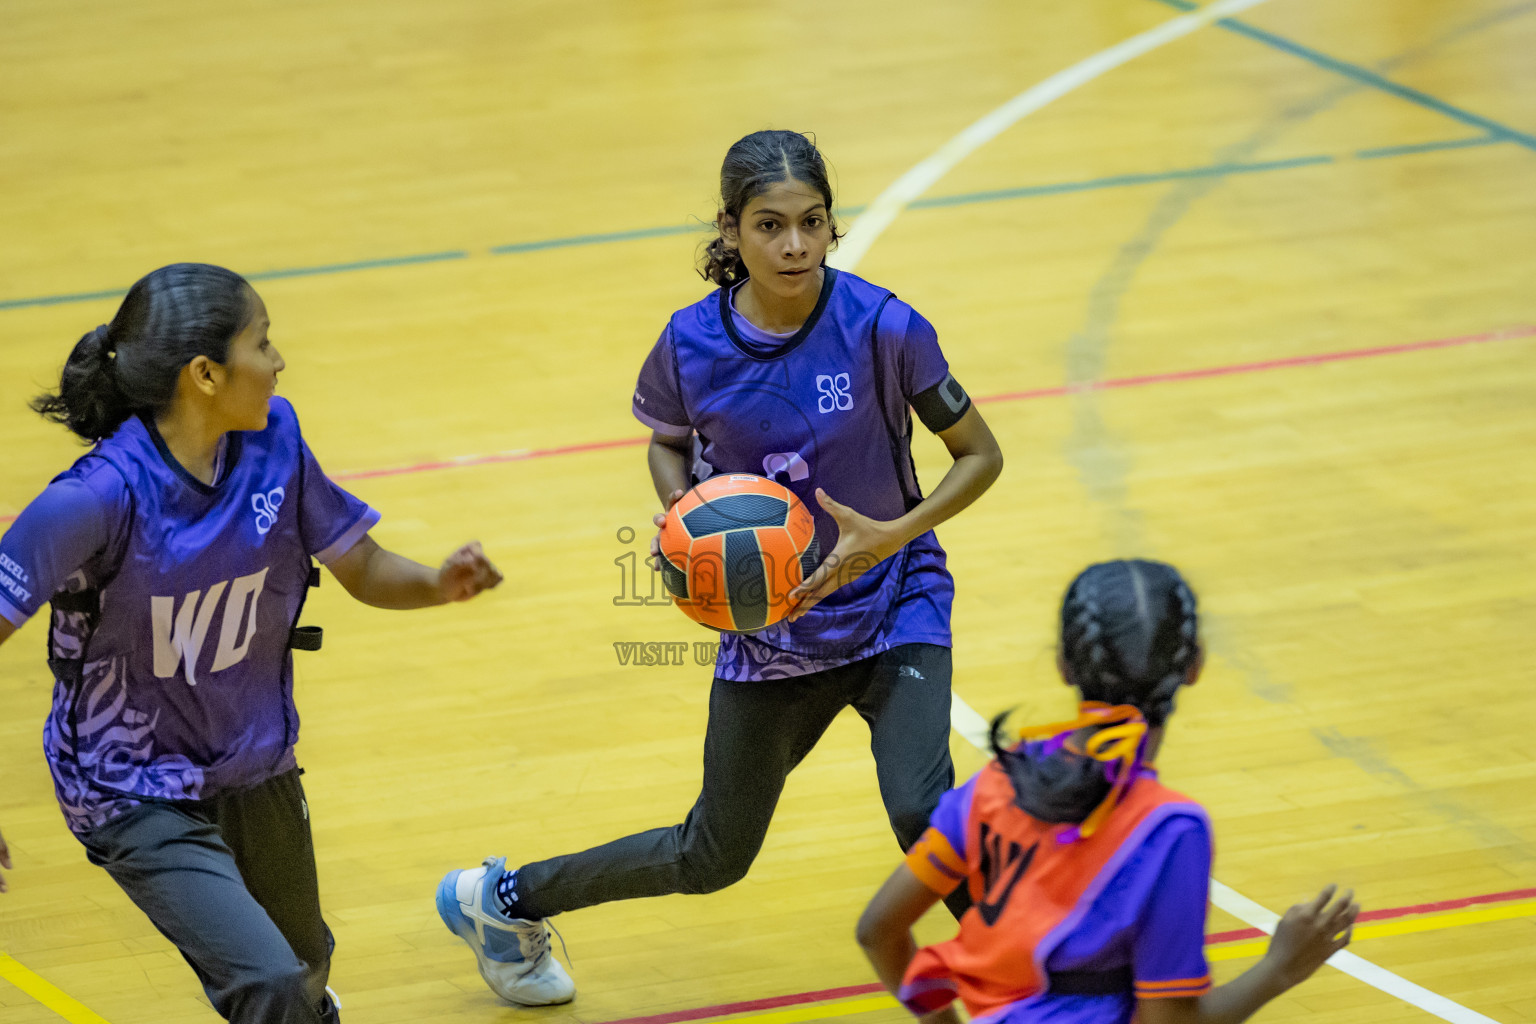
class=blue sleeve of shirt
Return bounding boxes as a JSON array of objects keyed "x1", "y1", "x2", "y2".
[
  {"x1": 632, "y1": 326, "x2": 690, "y2": 437},
  {"x1": 928, "y1": 771, "x2": 982, "y2": 860},
  {"x1": 1132, "y1": 816, "x2": 1214, "y2": 995},
  {"x1": 0, "y1": 477, "x2": 111, "y2": 626},
  {"x1": 295, "y1": 434, "x2": 380, "y2": 565},
  {"x1": 878, "y1": 300, "x2": 951, "y2": 399}
]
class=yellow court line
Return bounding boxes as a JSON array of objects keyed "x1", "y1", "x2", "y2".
[
  {"x1": 713, "y1": 995, "x2": 898, "y2": 1024},
  {"x1": 714, "y1": 902, "x2": 1536, "y2": 1023},
  {"x1": 6, "y1": 903, "x2": 1534, "y2": 1024},
  {"x1": 1207, "y1": 900, "x2": 1536, "y2": 963},
  {"x1": 0, "y1": 952, "x2": 113, "y2": 1024}
]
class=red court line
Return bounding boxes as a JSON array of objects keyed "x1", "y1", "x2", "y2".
[
  {"x1": 599, "y1": 885, "x2": 1536, "y2": 1024},
  {"x1": 331, "y1": 436, "x2": 647, "y2": 482},
  {"x1": 974, "y1": 324, "x2": 1536, "y2": 404},
  {"x1": 2, "y1": 323, "x2": 1532, "y2": 526},
  {"x1": 599, "y1": 983, "x2": 885, "y2": 1024},
  {"x1": 1204, "y1": 884, "x2": 1536, "y2": 944}
]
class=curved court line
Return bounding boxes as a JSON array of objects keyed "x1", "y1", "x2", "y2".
[
  {"x1": 827, "y1": 0, "x2": 1279, "y2": 271},
  {"x1": 824, "y1": 5, "x2": 1513, "y2": 1022},
  {"x1": 0, "y1": 133, "x2": 1503, "y2": 314}
]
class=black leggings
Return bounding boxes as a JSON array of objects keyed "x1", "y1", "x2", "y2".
[
  {"x1": 81, "y1": 769, "x2": 335, "y2": 1024},
  {"x1": 516, "y1": 643, "x2": 970, "y2": 919}
]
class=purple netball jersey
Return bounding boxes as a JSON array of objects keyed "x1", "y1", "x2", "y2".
[
  {"x1": 633, "y1": 269, "x2": 971, "y2": 680},
  {"x1": 0, "y1": 397, "x2": 377, "y2": 832}
]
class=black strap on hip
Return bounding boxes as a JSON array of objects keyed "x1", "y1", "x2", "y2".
[
  {"x1": 289, "y1": 564, "x2": 324, "y2": 652},
  {"x1": 289, "y1": 625, "x2": 324, "y2": 651},
  {"x1": 1046, "y1": 967, "x2": 1135, "y2": 996}
]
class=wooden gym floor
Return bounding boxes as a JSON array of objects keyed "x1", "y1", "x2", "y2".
[{"x1": 1, "y1": 1, "x2": 1533, "y2": 1022}]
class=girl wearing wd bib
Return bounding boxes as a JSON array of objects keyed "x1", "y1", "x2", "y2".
[
  {"x1": 857, "y1": 560, "x2": 1359, "y2": 1024},
  {"x1": 438, "y1": 130, "x2": 1004, "y2": 1006},
  {"x1": 0, "y1": 264, "x2": 503, "y2": 1024}
]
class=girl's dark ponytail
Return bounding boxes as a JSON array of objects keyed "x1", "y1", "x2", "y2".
[
  {"x1": 990, "y1": 710, "x2": 1111, "y2": 825},
  {"x1": 31, "y1": 325, "x2": 134, "y2": 442},
  {"x1": 995, "y1": 560, "x2": 1202, "y2": 827},
  {"x1": 30, "y1": 263, "x2": 251, "y2": 443},
  {"x1": 700, "y1": 235, "x2": 749, "y2": 287}
]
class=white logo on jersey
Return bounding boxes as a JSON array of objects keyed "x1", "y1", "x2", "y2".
[
  {"x1": 762, "y1": 452, "x2": 810, "y2": 482},
  {"x1": 151, "y1": 567, "x2": 270, "y2": 686},
  {"x1": 815, "y1": 373, "x2": 853, "y2": 413},
  {"x1": 252, "y1": 488, "x2": 285, "y2": 535}
]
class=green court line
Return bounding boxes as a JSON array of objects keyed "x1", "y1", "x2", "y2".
[{"x1": 0, "y1": 134, "x2": 1509, "y2": 313}]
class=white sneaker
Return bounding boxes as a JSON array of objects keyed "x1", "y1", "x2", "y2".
[{"x1": 435, "y1": 857, "x2": 575, "y2": 1006}]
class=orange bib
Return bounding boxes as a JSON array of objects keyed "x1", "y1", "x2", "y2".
[{"x1": 903, "y1": 764, "x2": 1204, "y2": 1019}]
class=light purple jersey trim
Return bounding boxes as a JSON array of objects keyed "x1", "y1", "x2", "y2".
[
  {"x1": 0, "y1": 594, "x2": 26, "y2": 628},
  {"x1": 315, "y1": 507, "x2": 381, "y2": 564},
  {"x1": 1032, "y1": 799, "x2": 1211, "y2": 988},
  {"x1": 632, "y1": 405, "x2": 691, "y2": 438}
]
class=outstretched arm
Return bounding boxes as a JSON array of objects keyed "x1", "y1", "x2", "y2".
[
  {"x1": 327, "y1": 535, "x2": 502, "y2": 609},
  {"x1": 1138, "y1": 887, "x2": 1359, "y2": 1024}
]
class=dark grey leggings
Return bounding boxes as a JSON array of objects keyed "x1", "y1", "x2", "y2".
[
  {"x1": 80, "y1": 769, "x2": 334, "y2": 1024},
  {"x1": 516, "y1": 643, "x2": 970, "y2": 919}
]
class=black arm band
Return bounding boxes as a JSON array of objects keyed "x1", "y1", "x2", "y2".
[{"x1": 910, "y1": 372, "x2": 972, "y2": 433}]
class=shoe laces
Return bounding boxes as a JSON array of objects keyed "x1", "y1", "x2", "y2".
[
  {"x1": 512, "y1": 916, "x2": 570, "y2": 967},
  {"x1": 548, "y1": 919, "x2": 571, "y2": 965}
]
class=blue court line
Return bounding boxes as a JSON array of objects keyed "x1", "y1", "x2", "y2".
[
  {"x1": 489, "y1": 226, "x2": 695, "y2": 254},
  {"x1": 245, "y1": 250, "x2": 469, "y2": 280},
  {"x1": 1356, "y1": 136, "x2": 1502, "y2": 159},
  {"x1": 909, "y1": 154, "x2": 1333, "y2": 208},
  {"x1": 1151, "y1": 0, "x2": 1536, "y2": 152},
  {"x1": 0, "y1": 135, "x2": 1508, "y2": 313},
  {"x1": 0, "y1": 251, "x2": 471, "y2": 310}
]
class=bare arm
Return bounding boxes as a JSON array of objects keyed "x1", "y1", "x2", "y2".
[
  {"x1": 645, "y1": 431, "x2": 692, "y2": 564},
  {"x1": 647, "y1": 431, "x2": 692, "y2": 508},
  {"x1": 855, "y1": 864, "x2": 963, "y2": 1024},
  {"x1": 790, "y1": 405, "x2": 1004, "y2": 618},
  {"x1": 1138, "y1": 887, "x2": 1359, "y2": 1024},
  {"x1": 888, "y1": 403, "x2": 1004, "y2": 545},
  {"x1": 326, "y1": 535, "x2": 502, "y2": 609},
  {"x1": 0, "y1": 618, "x2": 14, "y2": 648}
]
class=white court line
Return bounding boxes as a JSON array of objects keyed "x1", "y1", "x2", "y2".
[
  {"x1": 1207, "y1": 881, "x2": 1503, "y2": 1024},
  {"x1": 946, "y1": 696, "x2": 1500, "y2": 1024},
  {"x1": 830, "y1": 0, "x2": 1279, "y2": 270},
  {"x1": 827, "y1": 0, "x2": 1505, "y2": 1019}
]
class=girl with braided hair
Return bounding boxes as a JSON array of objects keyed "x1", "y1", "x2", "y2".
[{"x1": 857, "y1": 559, "x2": 1359, "y2": 1024}]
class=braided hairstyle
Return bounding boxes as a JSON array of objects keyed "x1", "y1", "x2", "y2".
[
  {"x1": 698, "y1": 130, "x2": 843, "y2": 287},
  {"x1": 31, "y1": 263, "x2": 252, "y2": 442},
  {"x1": 991, "y1": 559, "x2": 1202, "y2": 823}
]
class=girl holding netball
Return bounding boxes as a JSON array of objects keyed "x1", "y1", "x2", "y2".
[
  {"x1": 437, "y1": 129, "x2": 1004, "y2": 1005},
  {"x1": 0, "y1": 263, "x2": 502, "y2": 1024},
  {"x1": 856, "y1": 559, "x2": 1360, "y2": 1024}
]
